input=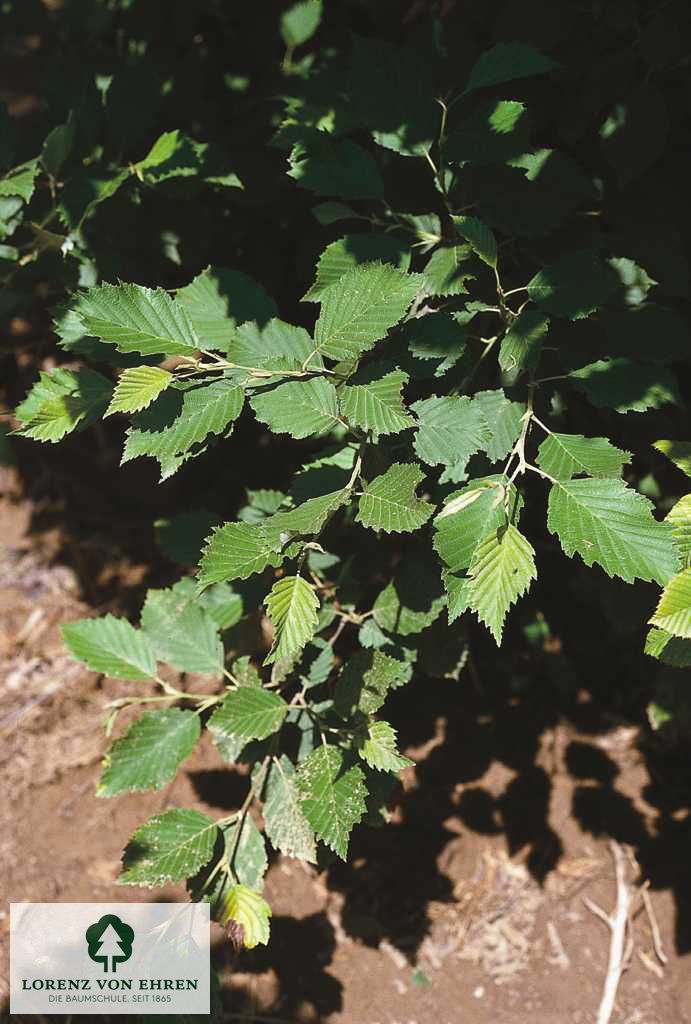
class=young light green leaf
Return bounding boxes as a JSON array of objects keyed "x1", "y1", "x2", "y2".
[
  {"x1": 452, "y1": 215, "x2": 497, "y2": 267},
  {"x1": 72, "y1": 283, "x2": 200, "y2": 356},
  {"x1": 340, "y1": 368, "x2": 413, "y2": 436},
  {"x1": 356, "y1": 720, "x2": 413, "y2": 774},
  {"x1": 412, "y1": 395, "x2": 491, "y2": 468},
  {"x1": 140, "y1": 584, "x2": 223, "y2": 675},
  {"x1": 547, "y1": 478, "x2": 679, "y2": 585},
  {"x1": 571, "y1": 359, "x2": 678, "y2": 413},
  {"x1": 356, "y1": 462, "x2": 433, "y2": 534},
  {"x1": 61, "y1": 614, "x2": 156, "y2": 680},
  {"x1": 177, "y1": 266, "x2": 277, "y2": 350},
  {"x1": 280, "y1": 0, "x2": 322, "y2": 48},
  {"x1": 98, "y1": 709, "x2": 200, "y2": 796},
  {"x1": 263, "y1": 755, "x2": 316, "y2": 862},
  {"x1": 422, "y1": 245, "x2": 476, "y2": 297},
  {"x1": 221, "y1": 885, "x2": 271, "y2": 948},
  {"x1": 667, "y1": 494, "x2": 691, "y2": 568},
  {"x1": 650, "y1": 569, "x2": 691, "y2": 639},
  {"x1": 473, "y1": 390, "x2": 526, "y2": 462},
  {"x1": 251, "y1": 378, "x2": 339, "y2": 438},
  {"x1": 264, "y1": 575, "x2": 319, "y2": 665},
  {"x1": 122, "y1": 378, "x2": 244, "y2": 478},
  {"x1": 296, "y1": 745, "x2": 367, "y2": 860},
  {"x1": 466, "y1": 525, "x2": 537, "y2": 644},
  {"x1": 464, "y1": 41, "x2": 559, "y2": 94},
  {"x1": 120, "y1": 809, "x2": 218, "y2": 886},
  {"x1": 105, "y1": 366, "x2": 173, "y2": 417},
  {"x1": 304, "y1": 234, "x2": 410, "y2": 301},
  {"x1": 313, "y1": 262, "x2": 421, "y2": 361},
  {"x1": 537, "y1": 433, "x2": 631, "y2": 480},
  {"x1": 208, "y1": 687, "x2": 288, "y2": 741},
  {"x1": 14, "y1": 367, "x2": 111, "y2": 443},
  {"x1": 527, "y1": 251, "x2": 619, "y2": 320},
  {"x1": 498, "y1": 310, "x2": 549, "y2": 374},
  {"x1": 654, "y1": 440, "x2": 691, "y2": 478}
]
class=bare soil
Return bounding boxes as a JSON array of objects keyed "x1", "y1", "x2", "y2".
[{"x1": 2, "y1": 459, "x2": 691, "y2": 1024}]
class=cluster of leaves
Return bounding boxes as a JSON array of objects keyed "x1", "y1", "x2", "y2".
[{"x1": 5, "y1": 0, "x2": 691, "y2": 948}]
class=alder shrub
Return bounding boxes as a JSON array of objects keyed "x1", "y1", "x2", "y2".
[{"x1": 5, "y1": 0, "x2": 691, "y2": 948}]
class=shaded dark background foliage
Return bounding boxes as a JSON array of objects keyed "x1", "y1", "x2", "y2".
[{"x1": 2, "y1": 0, "x2": 691, "y2": 1009}]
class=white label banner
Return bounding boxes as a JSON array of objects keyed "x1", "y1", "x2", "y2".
[{"x1": 10, "y1": 903, "x2": 210, "y2": 1015}]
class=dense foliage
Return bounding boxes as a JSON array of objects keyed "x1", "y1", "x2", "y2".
[{"x1": 3, "y1": 0, "x2": 691, "y2": 949}]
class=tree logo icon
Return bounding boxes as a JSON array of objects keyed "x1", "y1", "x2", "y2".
[{"x1": 85, "y1": 914, "x2": 135, "y2": 973}]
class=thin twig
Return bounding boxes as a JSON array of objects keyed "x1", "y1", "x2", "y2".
[
  {"x1": 583, "y1": 841, "x2": 633, "y2": 1024},
  {"x1": 641, "y1": 884, "x2": 667, "y2": 965}
]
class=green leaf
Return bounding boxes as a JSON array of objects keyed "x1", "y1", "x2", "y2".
[
  {"x1": 445, "y1": 99, "x2": 531, "y2": 165},
  {"x1": 98, "y1": 709, "x2": 200, "y2": 797},
  {"x1": 547, "y1": 478, "x2": 679, "y2": 585},
  {"x1": 527, "y1": 251, "x2": 619, "y2": 320},
  {"x1": 464, "y1": 41, "x2": 559, "y2": 94},
  {"x1": 41, "y1": 120, "x2": 74, "y2": 177},
  {"x1": 303, "y1": 233, "x2": 411, "y2": 301},
  {"x1": 334, "y1": 649, "x2": 410, "y2": 718},
  {"x1": 72, "y1": 283, "x2": 200, "y2": 357},
  {"x1": 296, "y1": 745, "x2": 367, "y2": 860},
  {"x1": 452, "y1": 215, "x2": 497, "y2": 267},
  {"x1": 14, "y1": 367, "x2": 111, "y2": 442},
  {"x1": 251, "y1": 378, "x2": 339, "y2": 439},
  {"x1": 221, "y1": 885, "x2": 271, "y2": 948},
  {"x1": 650, "y1": 570, "x2": 691, "y2": 639},
  {"x1": 229, "y1": 318, "x2": 317, "y2": 371},
  {"x1": 198, "y1": 488, "x2": 347, "y2": 589},
  {"x1": 313, "y1": 263, "x2": 421, "y2": 362},
  {"x1": 412, "y1": 395, "x2": 491, "y2": 468},
  {"x1": 654, "y1": 440, "x2": 691, "y2": 478},
  {"x1": 61, "y1": 614, "x2": 156, "y2": 680},
  {"x1": 123, "y1": 379, "x2": 244, "y2": 478},
  {"x1": 498, "y1": 310, "x2": 549, "y2": 374},
  {"x1": 466, "y1": 525, "x2": 537, "y2": 644},
  {"x1": 208, "y1": 687, "x2": 288, "y2": 741},
  {"x1": 280, "y1": 0, "x2": 322, "y2": 48},
  {"x1": 373, "y1": 558, "x2": 445, "y2": 636},
  {"x1": 645, "y1": 627, "x2": 691, "y2": 668},
  {"x1": 0, "y1": 161, "x2": 38, "y2": 202},
  {"x1": 473, "y1": 390, "x2": 526, "y2": 462},
  {"x1": 340, "y1": 367, "x2": 413, "y2": 436},
  {"x1": 58, "y1": 168, "x2": 128, "y2": 230},
  {"x1": 422, "y1": 245, "x2": 476, "y2": 297},
  {"x1": 571, "y1": 359, "x2": 678, "y2": 414},
  {"x1": 263, "y1": 755, "x2": 316, "y2": 862},
  {"x1": 356, "y1": 462, "x2": 432, "y2": 534},
  {"x1": 177, "y1": 266, "x2": 277, "y2": 350},
  {"x1": 667, "y1": 494, "x2": 691, "y2": 568},
  {"x1": 356, "y1": 720, "x2": 413, "y2": 773},
  {"x1": 155, "y1": 509, "x2": 220, "y2": 566},
  {"x1": 140, "y1": 583, "x2": 223, "y2": 675},
  {"x1": 537, "y1": 433, "x2": 631, "y2": 480},
  {"x1": 264, "y1": 575, "x2": 320, "y2": 665},
  {"x1": 288, "y1": 135, "x2": 384, "y2": 201},
  {"x1": 120, "y1": 809, "x2": 218, "y2": 886},
  {"x1": 105, "y1": 366, "x2": 173, "y2": 417}
]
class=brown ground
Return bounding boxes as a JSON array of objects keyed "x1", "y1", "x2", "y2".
[{"x1": 2, "y1": 458, "x2": 691, "y2": 1024}]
